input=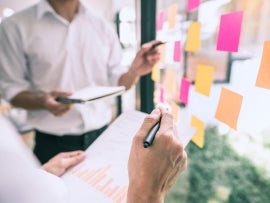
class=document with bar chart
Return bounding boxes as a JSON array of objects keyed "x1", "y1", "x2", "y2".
[{"x1": 61, "y1": 110, "x2": 147, "y2": 203}]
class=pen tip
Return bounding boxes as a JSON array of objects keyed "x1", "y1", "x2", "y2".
[{"x1": 143, "y1": 143, "x2": 149, "y2": 148}]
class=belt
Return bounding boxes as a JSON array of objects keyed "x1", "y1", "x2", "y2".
[{"x1": 35, "y1": 125, "x2": 108, "y2": 150}]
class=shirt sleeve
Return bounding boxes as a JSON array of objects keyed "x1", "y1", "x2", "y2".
[
  {"x1": 0, "y1": 19, "x2": 31, "y2": 102},
  {"x1": 0, "y1": 116, "x2": 68, "y2": 203},
  {"x1": 105, "y1": 22, "x2": 129, "y2": 86}
]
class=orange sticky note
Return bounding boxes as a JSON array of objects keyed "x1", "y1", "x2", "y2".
[
  {"x1": 215, "y1": 87, "x2": 243, "y2": 130},
  {"x1": 185, "y1": 22, "x2": 201, "y2": 52},
  {"x1": 168, "y1": 4, "x2": 178, "y2": 29},
  {"x1": 195, "y1": 64, "x2": 214, "y2": 96},
  {"x1": 151, "y1": 64, "x2": 160, "y2": 82},
  {"x1": 191, "y1": 115, "x2": 205, "y2": 148},
  {"x1": 255, "y1": 41, "x2": 270, "y2": 89}
]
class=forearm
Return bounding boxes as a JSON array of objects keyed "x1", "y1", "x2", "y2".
[
  {"x1": 10, "y1": 91, "x2": 45, "y2": 110},
  {"x1": 118, "y1": 68, "x2": 139, "y2": 90},
  {"x1": 126, "y1": 186, "x2": 164, "y2": 203}
]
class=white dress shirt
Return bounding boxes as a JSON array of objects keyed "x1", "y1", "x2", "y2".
[
  {"x1": 0, "y1": 0, "x2": 127, "y2": 135},
  {"x1": 0, "y1": 116, "x2": 68, "y2": 203}
]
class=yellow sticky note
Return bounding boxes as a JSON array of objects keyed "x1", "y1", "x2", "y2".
[
  {"x1": 215, "y1": 87, "x2": 243, "y2": 130},
  {"x1": 168, "y1": 4, "x2": 178, "y2": 29},
  {"x1": 191, "y1": 115, "x2": 205, "y2": 148},
  {"x1": 151, "y1": 64, "x2": 160, "y2": 82},
  {"x1": 255, "y1": 41, "x2": 270, "y2": 89},
  {"x1": 195, "y1": 64, "x2": 214, "y2": 96},
  {"x1": 185, "y1": 22, "x2": 201, "y2": 52}
]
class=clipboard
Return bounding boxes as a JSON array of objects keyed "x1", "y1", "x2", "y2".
[{"x1": 56, "y1": 86, "x2": 125, "y2": 104}]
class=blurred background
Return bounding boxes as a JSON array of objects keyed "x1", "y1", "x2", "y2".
[{"x1": 1, "y1": 0, "x2": 270, "y2": 202}]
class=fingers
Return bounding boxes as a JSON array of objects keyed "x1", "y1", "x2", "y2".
[
  {"x1": 61, "y1": 151, "x2": 86, "y2": 168},
  {"x1": 134, "y1": 108, "x2": 161, "y2": 143},
  {"x1": 51, "y1": 90, "x2": 72, "y2": 97}
]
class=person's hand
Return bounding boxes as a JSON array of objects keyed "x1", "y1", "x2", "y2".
[
  {"x1": 41, "y1": 151, "x2": 86, "y2": 177},
  {"x1": 127, "y1": 107, "x2": 187, "y2": 203},
  {"x1": 129, "y1": 40, "x2": 163, "y2": 77},
  {"x1": 42, "y1": 90, "x2": 73, "y2": 116}
]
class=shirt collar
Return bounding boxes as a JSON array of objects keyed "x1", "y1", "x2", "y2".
[{"x1": 37, "y1": 0, "x2": 87, "y2": 20}]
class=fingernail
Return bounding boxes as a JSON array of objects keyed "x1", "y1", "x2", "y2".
[{"x1": 151, "y1": 108, "x2": 161, "y2": 116}]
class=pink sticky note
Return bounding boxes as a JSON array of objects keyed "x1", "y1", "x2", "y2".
[
  {"x1": 173, "y1": 41, "x2": 181, "y2": 62},
  {"x1": 159, "y1": 86, "x2": 165, "y2": 103},
  {"x1": 156, "y1": 11, "x2": 165, "y2": 31},
  {"x1": 187, "y1": 0, "x2": 200, "y2": 12},
  {"x1": 179, "y1": 78, "x2": 191, "y2": 105},
  {"x1": 216, "y1": 11, "x2": 244, "y2": 52}
]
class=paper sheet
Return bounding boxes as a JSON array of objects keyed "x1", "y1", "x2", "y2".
[
  {"x1": 62, "y1": 110, "x2": 146, "y2": 203},
  {"x1": 62, "y1": 110, "x2": 194, "y2": 203}
]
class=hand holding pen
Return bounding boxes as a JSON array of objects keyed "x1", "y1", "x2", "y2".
[
  {"x1": 143, "y1": 103, "x2": 170, "y2": 148},
  {"x1": 127, "y1": 106, "x2": 187, "y2": 202}
]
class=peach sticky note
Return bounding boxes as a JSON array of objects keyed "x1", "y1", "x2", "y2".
[
  {"x1": 179, "y1": 77, "x2": 191, "y2": 105},
  {"x1": 156, "y1": 11, "x2": 165, "y2": 31},
  {"x1": 195, "y1": 64, "x2": 214, "y2": 96},
  {"x1": 185, "y1": 22, "x2": 201, "y2": 52},
  {"x1": 170, "y1": 101, "x2": 180, "y2": 121},
  {"x1": 163, "y1": 69, "x2": 177, "y2": 96},
  {"x1": 173, "y1": 41, "x2": 182, "y2": 62},
  {"x1": 216, "y1": 11, "x2": 244, "y2": 52},
  {"x1": 151, "y1": 64, "x2": 160, "y2": 82},
  {"x1": 255, "y1": 41, "x2": 270, "y2": 89},
  {"x1": 191, "y1": 115, "x2": 205, "y2": 148},
  {"x1": 215, "y1": 87, "x2": 243, "y2": 130},
  {"x1": 168, "y1": 4, "x2": 178, "y2": 29},
  {"x1": 187, "y1": 0, "x2": 200, "y2": 12}
]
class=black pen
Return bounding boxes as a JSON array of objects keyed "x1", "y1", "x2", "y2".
[
  {"x1": 149, "y1": 41, "x2": 166, "y2": 51},
  {"x1": 143, "y1": 120, "x2": 161, "y2": 148}
]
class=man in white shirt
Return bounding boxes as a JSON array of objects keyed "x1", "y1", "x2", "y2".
[
  {"x1": 0, "y1": 107, "x2": 188, "y2": 203},
  {"x1": 0, "y1": 0, "x2": 161, "y2": 163}
]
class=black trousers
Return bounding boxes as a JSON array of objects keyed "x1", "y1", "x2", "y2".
[{"x1": 34, "y1": 125, "x2": 108, "y2": 164}]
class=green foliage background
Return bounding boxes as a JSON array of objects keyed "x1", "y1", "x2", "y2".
[{"x1": 165, "y1": 127, "x2": 270, "y2": 203}]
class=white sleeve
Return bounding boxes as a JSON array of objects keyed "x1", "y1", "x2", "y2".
[
  {"x1": 0, "y1": 19, "x2": 31, "y2": 101},
  {"x1": 0, "y1": 116, "x2": 68, "y2": 203}
]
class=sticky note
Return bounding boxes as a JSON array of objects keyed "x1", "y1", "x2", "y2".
[
  {"x1": 168, "y1": 4, "x2": 178, "y2": 29},
  {"x1": 159, "y1": 86, "x2": 165, "y2": 103},
  {"x1": 163, "y1": 69, "x2": 177, "y2": 96},
  {"x1": 185, "y1": 22, "x2": 201, "y2": 52},
  {"x1": 173, "y1": 41, "x2": 182, "y2": 62},
  {"x1": 255, "y1": 41, "x2": 270, "y2": 89},
  {"x1": 195, "y1": 64, "x2": 214, "y2": 96},
  {"x1": 170, "y1": 101, "x2": 180, "y2": 121},
  {"x1": 216, "y1": 11, "x2": 244, "y2": 52},
  {"x1": 151, "y1": 64, "x2": 160, "y2": 82},
  {"x1": 187, "y1": 0, "x2": 200, "y2": 12},
  {"x1": 191, "y1": 115, "x2": 205, "y2": 148},
  {"x1": 156, "y1": 11, "x2": 165, "y2": 31},
  {"x1": 179, "y1": 77, "x2": 191, "y2": 105},
  {"x1": 159, "y1": 43, "x2": 166, "y2": 63},
  {"x1": 215, "y1": 87, "x2": 243, "y2": 130}
]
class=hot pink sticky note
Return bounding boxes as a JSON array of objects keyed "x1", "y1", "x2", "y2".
[
  {"x1": 156, "y1": 11, "x2": 165, "y2": 31},
  {"x1": 179, "y1": 78, "x2": 191, "y2": 105},
  {"x1": 173, "y1": 41, "x2": 181, "y2": 62},
  {"x1": 159, "y1": 86, "x2": 165, "y2": 103},
  {"x1": 216, "y1": 11, "x2": 244, "y2": 52},
  {"x1": 187, "y1": 0, "x2": 200, "y2": 12}
]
